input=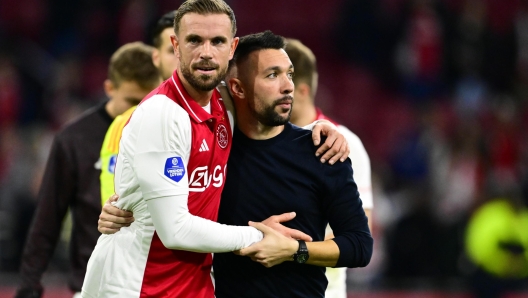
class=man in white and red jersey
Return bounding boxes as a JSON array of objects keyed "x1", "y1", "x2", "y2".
[
  {"x1": 285, "y1": 38, "x2": 374, "y2": 298},
  {"x1": 82, "y1": 1, "x2": 349, "y2": 298}
]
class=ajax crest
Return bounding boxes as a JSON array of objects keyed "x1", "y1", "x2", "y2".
[
  {"x1": 164, "y1": 156, "x2": 186, "y2": 182},
  {"x1": 216, "y1": 124, "x2": 229, "y2": 149}
]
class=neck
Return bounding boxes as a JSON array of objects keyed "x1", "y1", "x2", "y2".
[
  {"x1": 177, "y1": 70, "x2": 213, "y2": 107},
  {"x1": 290, "y1": 97, "x2": 317, "y2": 127}
]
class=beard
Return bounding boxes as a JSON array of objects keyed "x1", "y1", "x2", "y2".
[
  {"x1": 179, "y1": 56, "x2": 227, "y2": 91},
  {"x1": 253, "y1": 96, "x2": 293, "y2": 127}
]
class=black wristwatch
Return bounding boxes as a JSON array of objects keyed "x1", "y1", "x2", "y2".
[{"x1": 293, "y1": 240, "x2": 309, "y2": 264}]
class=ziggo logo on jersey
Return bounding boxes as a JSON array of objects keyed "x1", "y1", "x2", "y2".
[{"x1": 188, "y1": 165, "x2": 226, "y2": 192}]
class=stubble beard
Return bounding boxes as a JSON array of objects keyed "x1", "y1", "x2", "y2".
[
  {"x1": 180, "y1": 58, "x2": 227, "y2": 92},
  {"x1": 254, "y1": 97, "x2": 293, "y2": 127}
]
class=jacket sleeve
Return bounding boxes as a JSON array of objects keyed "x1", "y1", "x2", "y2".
[{"x1": 16, "y1": 134, "x2": 76, "y2": 297}]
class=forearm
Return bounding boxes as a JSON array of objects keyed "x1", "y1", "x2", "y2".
[
  {"x1": 148, "y1": 195, "x2": 263, "y2": 253},
  {"x1": 304, "y1": 240, "x2": 340, "y2": 267}
]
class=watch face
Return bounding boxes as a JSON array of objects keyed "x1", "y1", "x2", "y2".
[{"x1": 296, "y1": 253, "x2": 309, "y2": 263}]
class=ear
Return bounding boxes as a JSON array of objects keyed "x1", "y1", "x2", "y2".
[
  {"x1": 104, "y1": 79, "x2": 115, "y2": 98},
  {"x1": 171, "y1": 35, "x2": 180, "y2": 59},
  {"x1": 229, "y1": 37, "x2": 239, "y2": 59},
  {"x1": 295, "y1": 82, "x2": 311, "y2": 97},
  {"x1": 152, "y1": 48, "x2": 161, "y2": 68},
  {"x1": 229, "y1": 78, "x2": 245, "y2": 99}
]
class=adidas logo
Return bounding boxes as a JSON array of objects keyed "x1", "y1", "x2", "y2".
[{"x1": 199, "y1": 139, "x2": 209, "y2": 152}]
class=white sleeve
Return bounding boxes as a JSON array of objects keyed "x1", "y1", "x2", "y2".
[
  {"x1": 301, "y1": 119, "x2": 332, "y2": 131},
  {"x1": 130, "y1": 96, "x2": 262, "y2": 253},
  {"x1": 338, "y1": 125, "x2": 373, "y2": 209}
]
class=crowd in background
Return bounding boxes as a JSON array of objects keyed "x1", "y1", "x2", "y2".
[{"x1": 1, "y1": 0, "x2": 527, "y2": 295}]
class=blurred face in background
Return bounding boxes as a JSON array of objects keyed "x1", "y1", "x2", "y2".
[
  {"x1": 104, "y1": 79, "x2": 160, "y2": 116},
  {"x1": 153, "y1": 27, "x2": 179, "y2": 80}
]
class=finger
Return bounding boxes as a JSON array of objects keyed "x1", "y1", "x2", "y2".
[
  {"x1": 248, "y1": 221, "x2": 274, "y2": 234},
  {"x1": 318, "y1": 141, "x2": 337, "y2": 164},
  {"x1": 100, "y1": 210, "x2": 134, "y2": 222},
  {"x1": 327, "y1": 141, "x2": 346, "y2": 165},
  {"x1": 321, "y1": 133, "x2": 344, "y2": 164},
  {"x1": 311, "y1": 123, "x2": 322, "y2": 146},
  {"x1": 315, "y1": 141, "x2": 330, "y2": 159},
  {"x1": 98, "y1": 219, "x2": 124, "y2": 234},
  {"x1": 99, "y1": 212, "x2": 134, "y2": 224},
  {"x1": 102, "y1": 203, "x2": 133, "y2": 217},
  {"x1": 340, "y1": 141, "x2": 350, "y2": 162},
  {"x1": 98, "y1": 217, "x2": 131, "y2": 229},
  {"x1": 286, "y1": 228, "x2": 313, "y2": 242},
  {"x1": 315, "y1": 135, "x2": 337, "y2": 160},
  {"x1": 331, "y1": 137, "x2": 350, "y2": 164},
  {"x1": 257, "y1": 259, "x2": 273, "y2": 268},
  {"x1": 238, "y1": 245, "x2": 259, "y2": 256},
  {"x1": 272, "y1": 212, "x2": 296, "y2": 223}
]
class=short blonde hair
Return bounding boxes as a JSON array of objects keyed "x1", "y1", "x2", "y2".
[{"x1": 108, "y1": 42, "x2": 160, "y2": 89}]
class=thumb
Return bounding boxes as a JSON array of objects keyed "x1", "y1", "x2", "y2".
[{"x1": 249, "y1": 221, "x2": 273, "y2": 234}]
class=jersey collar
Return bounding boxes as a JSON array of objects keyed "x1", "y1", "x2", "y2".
[{"x1": 170, "y1": 72, "x2": 225, "y2": 123}]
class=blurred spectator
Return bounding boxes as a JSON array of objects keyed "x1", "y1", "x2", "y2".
[
  {"x1": 0, "y1": 55, "x2": 22, "y2": 129},
  {"x1": 393, "y1": 0, "x2": 447, "y2": 102}
]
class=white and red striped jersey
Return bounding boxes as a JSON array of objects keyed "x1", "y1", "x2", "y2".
[{"x1": 82, "y1": 73, "x2": 262, "y2": 298}]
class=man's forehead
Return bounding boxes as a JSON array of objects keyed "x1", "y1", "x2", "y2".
[
  {"x1": 253, "y1": 49, "x2": 292, "y2": 70},
  {"x1": 178, "y1": 12, "x2": 233, "y2": 37}
]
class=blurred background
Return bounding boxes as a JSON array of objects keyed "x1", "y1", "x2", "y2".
[{"x1": 1, "y1": 0, "x2": 528, "y2": 297}]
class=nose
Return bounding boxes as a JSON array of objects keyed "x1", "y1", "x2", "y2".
[
  {"x1": 200, "y1": 41, "x2": 213, "y2": 60},
  {"x1": 281, "y1": 74, "x2": 294, "y2": 95}
]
